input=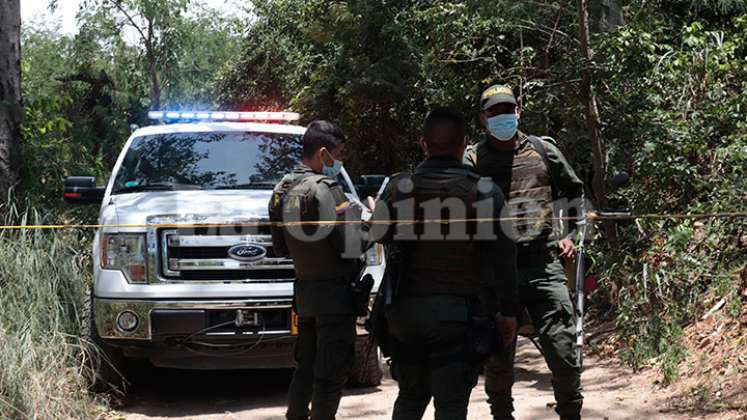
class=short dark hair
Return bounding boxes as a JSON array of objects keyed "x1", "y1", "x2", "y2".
[
  {"x1": 422, "y1": 107, "x2": 466, "y2": 156},
  {"x1": 302, "y1": 120, "x2": 346, "y2": 158}
]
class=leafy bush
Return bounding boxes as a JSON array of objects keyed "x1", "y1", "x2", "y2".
[{"x1": 590, "y1": 12, "x2": 747, "y2": 382}]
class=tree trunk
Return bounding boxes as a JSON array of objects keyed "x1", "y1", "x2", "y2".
[
  {"x1": 149, "y1": 61, "x2": 161, "y2": 110},
  {"x1": 146, "y1": 47, "x2": 161, "y2": 110},
  {"x1": 145, "y1": 18, "x2": 160, "y2": 111},
  {"x1": 576, "y1": 0, "x2": 616, "y2": 241},
  {"x1": 146, "y1": 52, "x2": 161, "y2": 111},
  {"x1": 0, "y1": 0, "x2": 22, "y2": 205}
]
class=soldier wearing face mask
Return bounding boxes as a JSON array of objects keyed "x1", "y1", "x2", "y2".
[
  {"x1": 270, "y1": 120, "x2": 366, "y2": 420},
  {"x1": 464, "y1": 85, "x2": 585, "y2": 420}
]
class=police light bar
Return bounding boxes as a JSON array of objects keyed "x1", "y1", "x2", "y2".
[{"x1": 148, "y1": 110, "x2": 301, "y2": 122}]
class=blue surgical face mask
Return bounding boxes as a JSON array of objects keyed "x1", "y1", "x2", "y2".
[
  {"x1": 322, "y1": 150, "x2": 343, "y2": 178},
  {"x1": 322, "y1": 159, "x2": 343, "y2": 178},
  {"x1": 487, "y1": 113, "x2": 518, "y2": 141}
]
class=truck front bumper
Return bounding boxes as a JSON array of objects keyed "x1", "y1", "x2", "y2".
[
  {"x1": 94, "y1": 297, "x2": 371, "y2": 370},
  {"x1": 95, "y1": 297, "x2": 299, "y2": 369},
  {"x1": 94, "y1": 297, "x2": 295, "y2": 341}
]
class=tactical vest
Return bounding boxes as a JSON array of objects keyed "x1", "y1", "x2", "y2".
[
  {"x1": 470, "y1": 137, "x2": 555, "y2": 243},
  {"x1": 393, "y1": 168, "x2": 484, "y2": 297},
  {"x1": 269, "y1": 173, "x2": 350, "y2": 282},
  {"x1": 269, "y1": 173, "x2": 312, "y2": 257}
]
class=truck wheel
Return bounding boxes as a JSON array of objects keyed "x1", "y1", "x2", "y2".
[
  {"x1": 348, "y1": 336, "x2": 383, "y2": 387},
  {"x1": 81, "y1": 288, "x2": 129, "y2": 396}
]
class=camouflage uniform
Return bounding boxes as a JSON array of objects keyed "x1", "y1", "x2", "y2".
[
  {"x1": 465, "y1": 133, "x2": 585, "y2": 420},
  {"x1": 373, "y1": 158, "x2": 518, "y2": 420},
  {"x1": 270, "y1": 163, "x2": 365, "y2": 420}
]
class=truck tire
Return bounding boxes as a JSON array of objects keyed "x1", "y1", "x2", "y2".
[
  {"x1": 348, "y1": 335, "x2": 383, "y2": 387},
  {"x1": 81, "y1": 288, "x2": 129, "y2": 396}
]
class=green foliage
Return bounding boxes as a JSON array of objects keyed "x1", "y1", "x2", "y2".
[
  {"x1": 219, "y1": 0, "x2": 424, "y2": 175},
  {"x1": 21, "y1": 24, "x2": 138, "y2": 210},
  {"x1": 80, "y1": 0, "x2": 244, "y2": 108},
  {"x1": 591, "y1": 10, "x2": 747, "y2": 380},
  {"x1": 220, "y1": 0, "x2": 747, "y2": 382},
  {"x1": 20, "y1": 0, "x2": 245, "y2": 211},
  {"x1": 218, "y1": 0, "x2": 592, "y2": 177},
  {"x1": 0, "y1": 204, "x2": 100, "y2": 418}
]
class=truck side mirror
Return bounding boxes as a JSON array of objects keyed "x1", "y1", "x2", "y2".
[
  {"x1": 64, "y1": 176, "x2": 106, "y2": 205},
  {"x1": 356, "y1": 174, "x2": 387, "y2": 198},
  {"x1": 610, "y1": 172, "x2": 630, "y2": 191}
]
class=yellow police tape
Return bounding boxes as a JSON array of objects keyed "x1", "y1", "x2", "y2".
[{"x1": 0, "y1": 212, "x2": 745, "y2": 230}]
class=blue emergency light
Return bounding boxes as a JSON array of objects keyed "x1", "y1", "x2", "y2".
[{"x1": 148, "y1": 110, "x2": 301, "y2": 122}]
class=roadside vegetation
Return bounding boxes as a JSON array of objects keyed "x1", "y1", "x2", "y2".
[
  {"x1": 590, "y1": 14, "x2": 747, "y2": 403},
  {"x1": 0, "y1": 0, "x2": 745, "y2": 418},
  {"x1": 0, "y1": 204, "x2": 101, "y2": 418},
  {"x1": 2, "y1": 1, "x2": 243, "y2": 417}
]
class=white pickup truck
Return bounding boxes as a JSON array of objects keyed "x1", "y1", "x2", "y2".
[{"x1": 64, "y1": 111, "x2": 385, "y2": 393}]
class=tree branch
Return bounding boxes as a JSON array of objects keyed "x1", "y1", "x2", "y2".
[
  {"x1": 105, "y1": 0, "x2": 148, "y2": 46},
  {"x1": 518, "y1": 19, "x2": 574, "y2": 41},
  {"x1": 57, "y1": 72, "x2": 113, "y2": 86}
]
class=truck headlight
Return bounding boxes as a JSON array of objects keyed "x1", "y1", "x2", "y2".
[
  {"x1": 101, "y1": 234, "x2": 147, "y2": 283},
  {"x1": 366, "y1": 243, "x2": 384, "y2": 266}
]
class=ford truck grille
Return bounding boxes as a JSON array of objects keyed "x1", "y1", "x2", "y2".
[{"x1": 159, "y1": 227, "x2": 295, "y2": 282}]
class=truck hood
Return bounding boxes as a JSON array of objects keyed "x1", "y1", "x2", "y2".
[{"x1": 109, "y1": 190, "x2": 273, "y2": 226}]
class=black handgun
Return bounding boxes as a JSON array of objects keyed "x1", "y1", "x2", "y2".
[
  {"x1": 351, "y1": 273, "x2": 375, "y2": 317},
  {"x1": 470, "y1": 315, "x2": 504, "y2": 361}
]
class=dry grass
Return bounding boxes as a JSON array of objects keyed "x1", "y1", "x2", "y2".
[
  {"x1": 668, "y1": 267, "x2": 747, "y2": 413},
  {"x1": 0, "y1": 206, "x2": 106, "y2": 419}
]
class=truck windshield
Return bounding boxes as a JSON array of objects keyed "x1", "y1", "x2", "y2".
[{"x1": 112, "y1": 131, "x2": 302, "y2": 194}]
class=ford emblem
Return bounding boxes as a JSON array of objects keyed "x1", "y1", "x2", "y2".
[{"x1": 227, "y1": 243, "x2": 267, "y2": 262}]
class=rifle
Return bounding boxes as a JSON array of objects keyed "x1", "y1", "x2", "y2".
[
  {"x1": 573, "y1": 207, "x2": 632, "y2": 368},
  {"x1": 573, "y1": 216, "x2": 588, "y2": 368}
]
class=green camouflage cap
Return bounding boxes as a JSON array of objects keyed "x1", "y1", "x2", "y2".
[{"x1": 480, "y1": 84, "x2": 517, "y2": 110}]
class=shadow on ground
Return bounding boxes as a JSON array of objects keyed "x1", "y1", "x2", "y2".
[
  {"x1": 125, "y1": 365, "x2": 292, "y2": 417},
  {"x1": 124, "y1": 364, "x2": 384, "y2": 418},
  {"x1": 120, "y1": 339, "x2": 662, "y2": 419}
]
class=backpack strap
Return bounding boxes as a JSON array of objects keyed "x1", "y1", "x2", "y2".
[{"x1": 526, "y1": 135, "x2": 559, "y2": 201}]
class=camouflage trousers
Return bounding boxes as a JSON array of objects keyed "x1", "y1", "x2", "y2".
[{"x1": 484, "y1": 260, "x2": 583, "y2": 420}]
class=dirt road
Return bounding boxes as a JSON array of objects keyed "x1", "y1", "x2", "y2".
[{"x1": 121, "y1": 338, "x2": 736, "y2": 420}]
